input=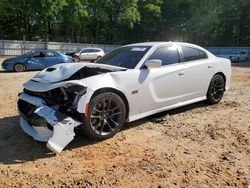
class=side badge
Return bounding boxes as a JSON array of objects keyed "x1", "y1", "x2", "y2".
[{"x1": 131, "y1": 90, "x2": 138, "y2": 94}]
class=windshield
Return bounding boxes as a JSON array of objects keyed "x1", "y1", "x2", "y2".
[
  {"x1": 20, "y1": 51, "x2": 34, "y2": 57},
  {"x1": 76, "y1": 49, "x2": 83, "y2": 53},
  {"x1": 97, "y1": 46, "x2": 151, "y2": 69}
]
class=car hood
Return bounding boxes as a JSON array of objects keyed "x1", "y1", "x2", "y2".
[
  {"x1": 32, "y1": 63, "x2": 126, "y2": 83},
  {"x1": 5, "y1": 56, "x2": 29, "y2": 63}
]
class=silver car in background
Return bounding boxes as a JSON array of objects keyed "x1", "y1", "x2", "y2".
[{"x1": 73, "y1": 48, "x2": 105, "y2": 62}]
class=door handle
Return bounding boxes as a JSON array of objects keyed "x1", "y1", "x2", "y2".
[
  {"x1": 178, "y1": 72, "x2": 185, "y2": 76},
  {"x1": 207, "y1": 65, "x2": 213, "y2": 68}
]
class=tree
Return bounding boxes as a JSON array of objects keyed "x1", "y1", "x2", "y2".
[{"x1": 0, "y1": 0, "x2": 249, "y2": 46}]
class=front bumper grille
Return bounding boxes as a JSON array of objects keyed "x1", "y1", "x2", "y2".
[
  {"x1": 18, "y1": 92, "x2": 82, "y2": 153},
  {"x1": 23, "y1": 88, "x2": 66, "y2": 105},
  {"x1": 23, "y1": 88, "x2": 49, "y2": 103},
  {"x1": 17, "y1": 99, "x2": 52, "y2": 129}
]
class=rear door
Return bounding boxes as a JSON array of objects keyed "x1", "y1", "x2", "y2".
[
  {"x1": 44, "y1": 51, "x2": 62, "y2": 67},
  {"x1": 180, "y1": 46, "x2": 214, "y2": 99},
  {"x1": 139, "y1": 45, "x2": 187, "y2": 113},
  {"x1": 88, "y1": 49, "x2": 98, "y2": 60}
]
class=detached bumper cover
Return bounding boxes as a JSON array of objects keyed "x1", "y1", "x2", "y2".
[{"x1": 18, "y1": 93, "x2": 81, "y2": 153}]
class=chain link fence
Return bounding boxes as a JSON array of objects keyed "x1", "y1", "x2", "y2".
[
  {"x1": 0, "y1": 40, "x2": 120, "y2": 56},
  {"x1": 0, "y1": 40, "x2": 249, "y2": 60}
]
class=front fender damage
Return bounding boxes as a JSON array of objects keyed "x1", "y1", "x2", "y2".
[{"x1": 19, "y1": 93, "x2": 81, "y2": 153}]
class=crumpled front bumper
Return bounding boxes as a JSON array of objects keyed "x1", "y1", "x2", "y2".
[{"x1": 18, "y1": 93, "x2": 81, "y2": 153}]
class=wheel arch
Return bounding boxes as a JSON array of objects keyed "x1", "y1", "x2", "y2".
[
  {"x1": 214, "y1": 72, "x2": 226, "y2": 90},
  {"x1": 90, "y1": 87, "x2": 130, "y2": 120}
]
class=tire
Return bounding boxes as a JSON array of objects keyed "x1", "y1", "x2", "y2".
[
  {"x1": 80, "y1": 92, "x2": 126, "y2": 140},
  {"x1": 14, "y1": 63, "x2": 26, "y2": 72},
  {"x1": 206, "y1": 74, "x2": 225, "y2": 104},
  {"x1": 73, "y1": 56, "x2": 80, "y2": 62},
  {"x1": 96, "y1": 56, "x2": 102, "y2": 61}
]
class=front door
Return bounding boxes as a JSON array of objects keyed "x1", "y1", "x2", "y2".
[
  {"x1": 27, "y1": 51, "x2": 46, "y2": 69},
  {"x1": 139, "y1": 45, "x2": 187, "y2": 113}
]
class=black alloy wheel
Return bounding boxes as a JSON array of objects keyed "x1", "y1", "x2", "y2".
[
  {"x1": 81, "y1": 92, "x2": 126, "y2": 140},
  {"x1": 206, "y1": 74, "x2": 225, "y2": 104}
]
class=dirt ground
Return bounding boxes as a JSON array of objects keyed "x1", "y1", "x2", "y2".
[{"x1": 0, "y1": 57, "x2": 249, "y2": 188}]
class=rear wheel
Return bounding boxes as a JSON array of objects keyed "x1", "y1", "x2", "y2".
[
  {"x1": 96, "y1": 56, "x2": 102, "y2": 61},
  {"x1": 206, "y1": 74, "x2": 225, "y2": 104},
  {"x1": 80, "y1": 92, "x2": 126, "y2": 140},
  {"x1": 73, "y1": 56, "x2": 80, "y2": 62},
  {"x1": 14, "y1": 63, "x2": 26, "y2": 72}
]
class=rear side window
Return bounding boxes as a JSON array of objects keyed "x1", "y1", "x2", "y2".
[
  {"x1": 81, "y1": 49, "x2": 91, "y2": 53},
  {"x1": 89, "y1": 49, "x2": 96, "y2": 52},
  {"x1": 148, "y1": 46, "x2": 180, "y2": 66},
  {"x1": 181, "y1": 46, "x2": 207, "y2": 62},
  {"x1": 93, "y1": 49, "x2": 101, "y2": 52},
  {"x1": 46, "y1": 51, "x2": 59, "y2": 57}
]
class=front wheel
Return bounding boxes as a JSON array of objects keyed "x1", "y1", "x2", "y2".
[
  {"x1": 80, "y1": 92, "x2": 126, "y2": 140},
  {"x1": 14, "y1": 63, "x2": 26, "y2": 72},
  {"x1": 206, "y1": 74, "x2": 225, "y2": 104}
]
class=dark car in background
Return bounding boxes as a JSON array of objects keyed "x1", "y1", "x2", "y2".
[{"x1": 2, "y1": 50, "x2": 73, "y2": 72}]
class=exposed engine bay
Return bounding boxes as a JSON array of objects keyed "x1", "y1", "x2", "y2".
[
  {"x1": 18, "y1": 83, "x2": 87, "y2": 153},
  {"x1": 22, "y1": 84, "x2": 86, "y2": 119},
  {"x1": 17, "y1": 63, "x2": 125, "y2": 153}
]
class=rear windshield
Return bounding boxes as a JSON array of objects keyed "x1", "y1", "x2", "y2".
[{"x1": 97, "y1": 46, "x2": 151, "y2": 69}]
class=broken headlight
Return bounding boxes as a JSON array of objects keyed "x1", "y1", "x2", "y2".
[{"x1": 64, "y1": 83, "x2": 87, "y2": 95}]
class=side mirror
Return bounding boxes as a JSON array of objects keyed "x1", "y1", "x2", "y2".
[{"x1": 144, "y1": 59, "x2": 162, "y2": 68}]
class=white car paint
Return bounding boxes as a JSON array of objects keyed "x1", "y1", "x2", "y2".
[
  {"x1": 75, "y1": 48, "x2": 105, "y2": 61},
  {"x1": 18, "y1": 42, "x2": 232, "y2": 153}
]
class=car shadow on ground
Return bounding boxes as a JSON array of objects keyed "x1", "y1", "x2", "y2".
[
  {"x1": 231, "y1": 62, "x2": 250, "y2": 68},
  {"x1": 125, "y1": 101, "x2": 209, "y2": 129},
  {"x1": 0, "y1": 70, "x2": 12, "y2": 73},
  {"x1": 0, "y1": 102, "x2": 208, "y2": 164},
  {"x1": 0, "y1": 115, "x2": 97, "y2": 164}
]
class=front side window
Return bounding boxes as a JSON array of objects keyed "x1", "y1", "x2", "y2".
[
  {"x1": 148, "y1": 46, "x2": 180, "y2": 66},
  {"x1": 33, "y1": 52, "x2": 45, "y2": 58},
  {"x1": 182, "y1": 46, "x2": 207, "y2": 62}
]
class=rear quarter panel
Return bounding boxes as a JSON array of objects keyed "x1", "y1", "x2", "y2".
[{"x1": 213, "y1": 57, "x2": 232, "y2": 90}]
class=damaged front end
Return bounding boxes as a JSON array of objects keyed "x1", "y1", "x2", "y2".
[
  {"x1": 17, "y1": 83, "x2": 87, "y2": 153},
  {"x1": 17, "y1": 63, "x2": 124, "y2": 153}
]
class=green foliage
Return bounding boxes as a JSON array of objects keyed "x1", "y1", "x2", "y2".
[{"x1": 0, "y1": 0, "x2": 249, "y2": 46}]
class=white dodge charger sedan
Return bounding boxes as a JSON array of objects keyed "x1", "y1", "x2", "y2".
[{"x1": 17, "y1": 42, "x2": 231, "y2": 153}]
